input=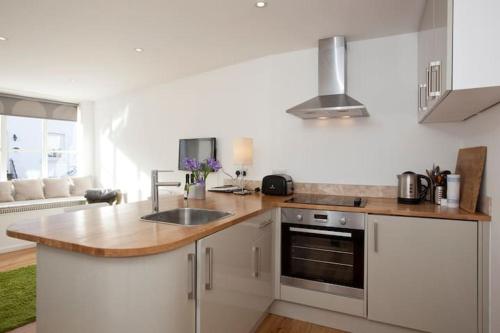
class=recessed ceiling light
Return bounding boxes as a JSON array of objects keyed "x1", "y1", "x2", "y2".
[
  {"x1": 134, "y1": 48, "x2": 144, "y2": 52},
  {"x1": 255, "y1": 1, "x2": 267, "y2": 8},
  {"x1": 341, "y1": 115, "x2": 351, "y2": 119},
  {"x1": 318, "y1": 117, "x2": 328, "y2": 120},
  {"x1": 0, "y1": 36, "x2": 7, "y2": 41}
]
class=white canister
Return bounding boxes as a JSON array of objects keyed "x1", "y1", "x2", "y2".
[{"x1": 447, "y1": 174, "x2": 461, "y2": 208}]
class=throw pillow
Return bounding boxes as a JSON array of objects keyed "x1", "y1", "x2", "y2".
[
  {"x1": 0, "y1": 181, "x2": 14, "y2": 202},
  {"x1": 43, "y1": 178, "x2": 71, "y2": 198},
  {"x1": 70, "y1": 176, "x2": 93, "y2": 196},
  {"x1": 13, "y1": 179, "x2": 45, "y2": 201}
]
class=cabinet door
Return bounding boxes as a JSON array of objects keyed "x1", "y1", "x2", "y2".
[
  {"x1": 367, "y1": 215, "x2": 478, "y2": 333},
  {"x1": 250, "y1": 221, "x2": 274, "y2": 314},
  {"x1": 418, "y1": 0, "x2": 453, "y2": 119},
  {"x1": 197, "y1": 212, "x2": 273, "y2": 333},
  {"x1": 417, "y1": 0, "x2": 434, "y2": 115},
  {"x1": 37, "y1": 243, "x2": 196, "y2": 333},
  {"x1": 433, "y1": 0, "x2": 452, "y2": 92},
  {"x1": 426, "y1": 0, "x2": 453, "y2": 111}
]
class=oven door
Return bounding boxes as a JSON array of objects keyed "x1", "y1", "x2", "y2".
[{"x1": 281, "y1": 223, "x2": 364, "y2": 299}]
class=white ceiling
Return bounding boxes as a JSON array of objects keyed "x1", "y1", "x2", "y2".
[{"x1": 0, "y1": 0, "x2": 424, "y2": 102}]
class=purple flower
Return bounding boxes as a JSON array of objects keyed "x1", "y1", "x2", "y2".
[
  {"x1": 184, "y1": 158, "x2": 221, "y2": 184},
  {"x1": 206, "y1": 158, "x2": 222, "y2": 172},
  {"x1": 183, "y1": 158, "x2": 201, "y2": 171}
]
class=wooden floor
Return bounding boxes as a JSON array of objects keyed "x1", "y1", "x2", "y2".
[
  {"x1": 1, "y1": 250, "x2": 347, "y2": 333},
  {"x1": 0, "y1": 247, "x2": 36, "y2": 272},
  {"x1": 8, "y1": 315, "x2": 346, "y2": 333},
  {"x1": 256, "y1": 314, "x2": 348, "y2": 333},
  {"x1": 7, "y1": 322, "x2": 36, "y2": 333}
]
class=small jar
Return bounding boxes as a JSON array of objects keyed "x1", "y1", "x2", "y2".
[{"x1": 434, "y1": 186, "x2": 445, "y2": 205}]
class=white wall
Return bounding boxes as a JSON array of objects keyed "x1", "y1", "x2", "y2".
[
  {"x1": 460, "y1": 105, "x2": 500, "y2": 333},
  {"x1": 77, "y1": 101, "x2": 95, "y2": 178},
  {"x1": 94, "y1": 32, "x2": 463, "y2": 202},
  {"x1": 92, "y1": 31, "x2": 500, "y2": 331}
]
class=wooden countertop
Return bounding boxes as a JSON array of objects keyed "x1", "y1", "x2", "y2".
[{"x1": 7, "y1": 193, "x2": 490, "y2": 257}]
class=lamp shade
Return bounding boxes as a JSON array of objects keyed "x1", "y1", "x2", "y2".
[{"x1": 233, "y1": 137, "x2": 253, "y2": 165}]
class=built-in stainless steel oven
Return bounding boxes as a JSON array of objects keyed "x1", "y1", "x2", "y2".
[{"x1": 281, "y1": 208, "x2": 365, "y2": 299}]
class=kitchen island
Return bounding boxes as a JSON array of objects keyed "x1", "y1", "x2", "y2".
[
  {"x1": 7, "y1": 192, "x2": 489, "y2": 257},
  {"x1": 6, "y1": 193, "x2": 490, "y2": 333}
]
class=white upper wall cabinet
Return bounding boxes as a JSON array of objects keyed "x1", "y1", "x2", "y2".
[{"x1": 418, "y1": 0, "x2": 500, "y2": 123}]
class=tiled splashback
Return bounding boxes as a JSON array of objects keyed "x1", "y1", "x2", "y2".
[
  {"x1": 224, "y1": 179, "x2": 492, "y2": 214},
  {"x1": 227, "y1": 179, "x2": 398, "y2": 198},
  {"x1": 292, "y1": 183, "x2": 397, "y2": 198}
]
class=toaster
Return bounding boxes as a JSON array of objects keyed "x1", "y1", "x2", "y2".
[{"x1": 262, "y1": 174, "x2": 293, "y2": 196}]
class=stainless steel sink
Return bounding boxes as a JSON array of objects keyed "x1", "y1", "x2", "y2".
[{"x1": 141, "y1": 208, "x2": 233, "y2": 226}]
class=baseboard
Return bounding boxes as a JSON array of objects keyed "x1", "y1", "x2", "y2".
[
  {"x1": 269, "y1": 300, "x2": 422, "y2": 333},
  {"x1": 0, "y1": 243, "x2": 35, "y2": 254},
  {"x1": 250, "y1": 310, "x2": 270, "y2": 333}
]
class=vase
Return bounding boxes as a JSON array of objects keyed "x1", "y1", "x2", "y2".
[{"x1": 188, "y1": 183, "x2": 206, "y2": 200}]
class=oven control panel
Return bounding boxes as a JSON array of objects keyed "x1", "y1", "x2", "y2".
[{"x1": 281, "y1": 208, "x2": 365, "y2": 230}]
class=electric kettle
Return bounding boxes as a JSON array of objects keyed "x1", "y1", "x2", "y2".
[{"x1": 397, "y1": 171, "x2": 431, "y2": 204}]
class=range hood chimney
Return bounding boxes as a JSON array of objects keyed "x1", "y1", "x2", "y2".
[{"x1": 286, "y1": 36, "x2": 368, "y2": 119}]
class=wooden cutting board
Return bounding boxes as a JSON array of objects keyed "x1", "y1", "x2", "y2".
[{"x1": 455, "y1": 146, "x2": 487, "y2": 213}]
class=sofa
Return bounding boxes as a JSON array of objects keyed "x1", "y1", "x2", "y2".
[{"x1": 0, "y1": 176, "x2": 107, "y2": 253}]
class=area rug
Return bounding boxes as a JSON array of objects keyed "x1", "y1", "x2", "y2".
[{"x1": 0, "y1": 265, "x2": 36, "y2": 333}]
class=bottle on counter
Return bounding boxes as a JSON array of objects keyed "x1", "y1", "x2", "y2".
[
  {"x1": 447, "y1": 174, "x2": 461, "y2": 208},
  {"x1": 184, "y1": 174, "x2": 190, "y2": 200}
]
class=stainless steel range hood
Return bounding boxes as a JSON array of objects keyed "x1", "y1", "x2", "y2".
[{"x1": 287, "y1": 36, "x2": 368, "y2": 119}]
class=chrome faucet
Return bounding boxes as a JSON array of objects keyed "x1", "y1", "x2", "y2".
[{"x1": 151, "y1": 170, "x2": 181, "y2": 213}]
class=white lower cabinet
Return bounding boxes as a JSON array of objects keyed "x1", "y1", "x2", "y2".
[
  {"x1": 367, "y1": 215, "x2": 478, "y2": 333},
  {"x1": 197, "y1": 212, "x2": 274, "y2": 333},
  {"x1": 36, "y1": 243, "x2": 196, "y2": 333}
]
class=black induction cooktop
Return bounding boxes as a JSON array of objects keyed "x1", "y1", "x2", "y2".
[{"x1": 285, "y1": 194, "x2": 367, "y2": 207}]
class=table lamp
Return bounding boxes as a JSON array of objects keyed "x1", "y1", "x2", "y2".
[{"x1": 233, "y1": 137, "x2": 253, "y2": 195}]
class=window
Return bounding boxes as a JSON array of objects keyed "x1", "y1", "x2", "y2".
[
  {"x1": 47, "y1": 120, "x2": 77, "y2": 178},
  {"x1": 3, "y1": 116, "x2": 78, "y2": 180},
  {"x1": 6, "y1": 117, "x2": 44, "y2": 179}
]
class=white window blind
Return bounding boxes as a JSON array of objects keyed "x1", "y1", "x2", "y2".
[{"x1": 0, "y1": 93, "x2": 78, "y2": 122}]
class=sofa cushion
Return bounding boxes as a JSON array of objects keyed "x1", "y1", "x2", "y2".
[
  {"x1": 43, "y1": 178, "x2": 71, "y2": 198},
  {"x1": 70, "y1": 176, "x2": 93, "y2": 196},
  {"x1": 13, "y1": 179, "x2": 45, "y2": 201},
  {"x1": 0, "y1": 181, "x2": 14, "y2": 202}
]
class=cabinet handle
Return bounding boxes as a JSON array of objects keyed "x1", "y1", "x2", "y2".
[
  {"x1": 418, "y1": 84, "x2": 422, "y2": 111},
  {"x1": 429, "y1": 61, "x2": 442, "y2": 97},
  {"x1": 373, "y1": 222, "x2": 378, "y2": 253},
  {"x1": 205, "y1": 247, "x2": 214, "y2": 290},
  {"x1": 418, "y1": 84, "x2": 428, "y2": 112},
  {"x1": 422, "y1": 84, "x2": 428, "y2": 109},
  {"x1": 290, "y1": 227, "x2": 352, "y2": 238},
  {"x1": 187, "y1": 253, "x2": 196, "y2": 300},
  {"x1": 426, "y1": 67, "x2": 431, "y2": 98},
  {"x1": 436, "y1": 62, "x2": 442, "y2": 96},
  {"x1": 252, "y1": 246, "x2": 260, "y2": 278}
]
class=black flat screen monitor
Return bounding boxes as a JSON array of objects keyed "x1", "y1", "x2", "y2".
[{"x1": 178, "y1": 138, "x2": 217, "y2": 171}]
